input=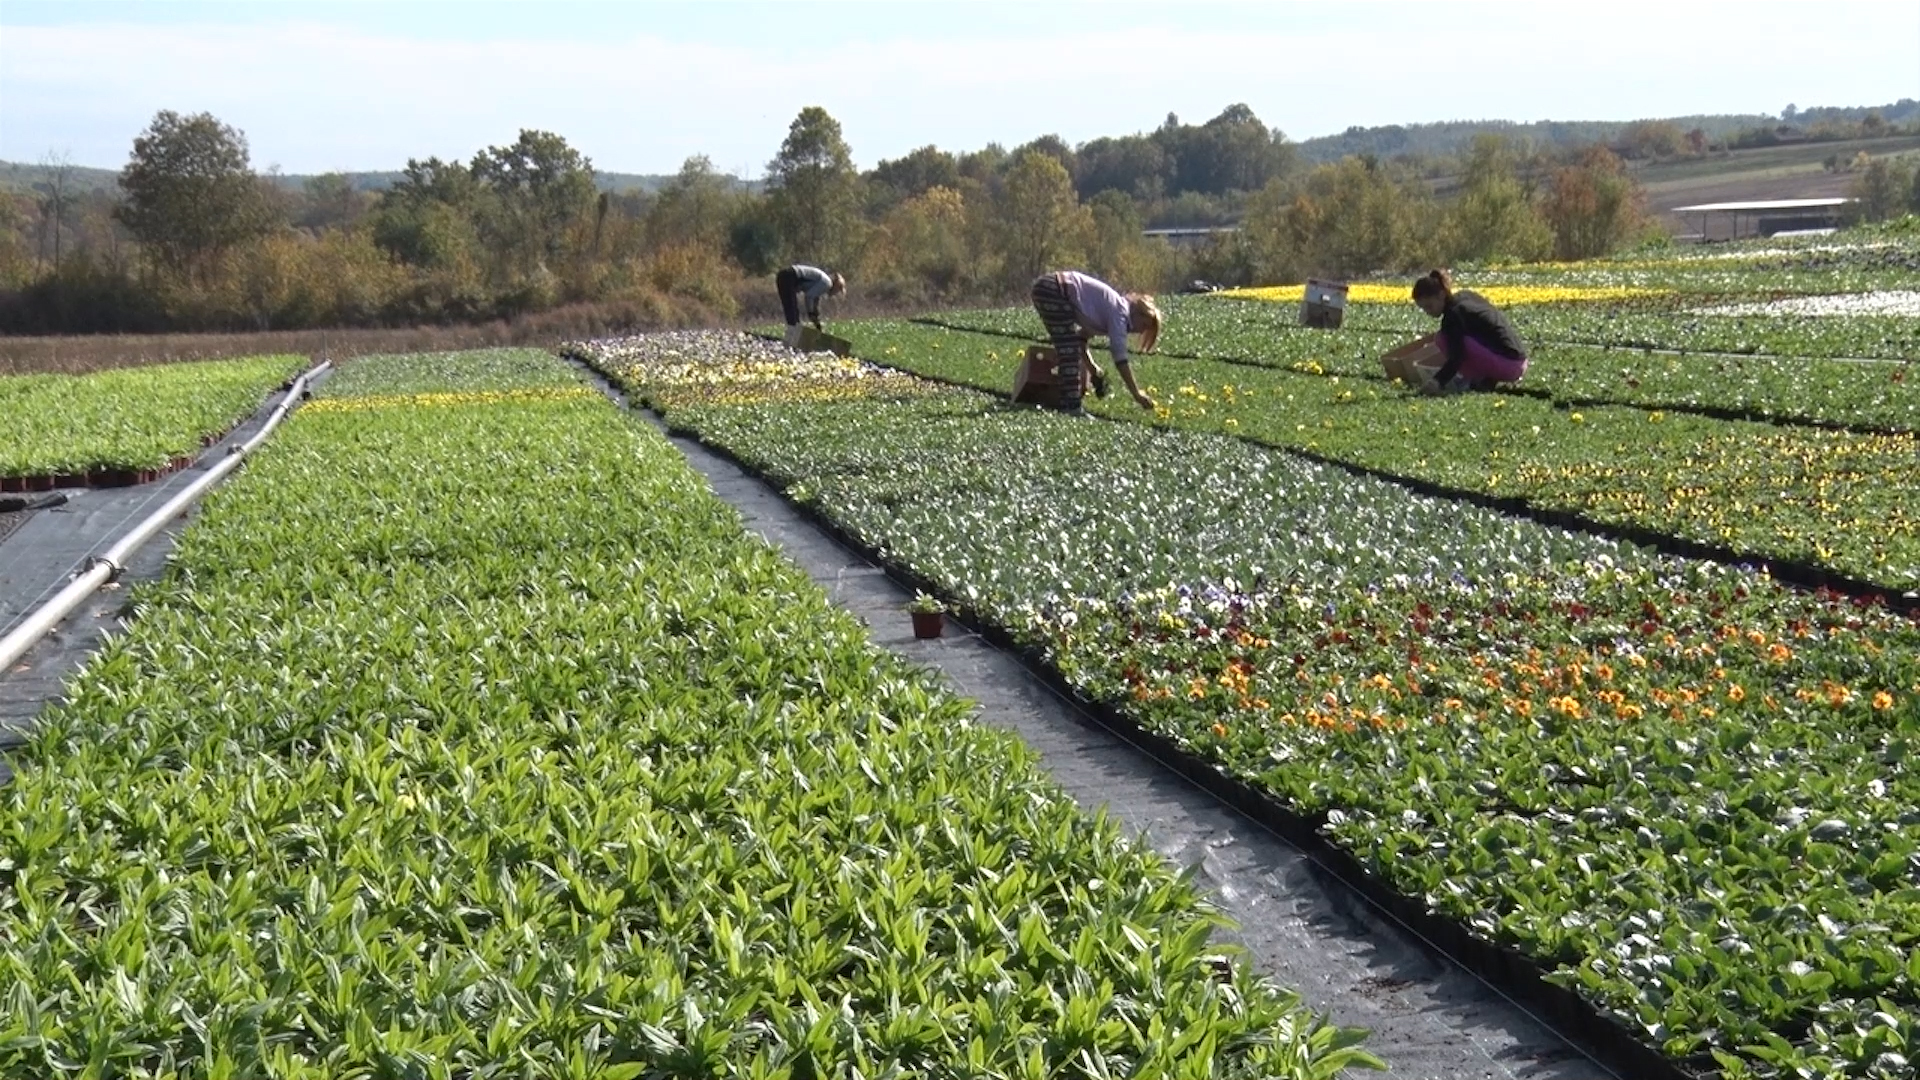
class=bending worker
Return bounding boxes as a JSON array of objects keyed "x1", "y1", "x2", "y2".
[
  {"x1": 1029, "y1": 270, "x2": 1161, "y2": 414},
  {"x1": 1411, "y1": 269, "x2": 1528, "y2": 394},
  {"x1": 776, "y1": 264, "x2": 846, "y2": 349}
]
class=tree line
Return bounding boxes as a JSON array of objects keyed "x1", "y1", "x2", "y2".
[{"x1": 1, "y1": 102, "x2": 1915, "y2": 337}]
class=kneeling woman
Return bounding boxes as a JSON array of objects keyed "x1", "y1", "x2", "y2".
[
  {"x1": 1412, "y1": 270, "x2": 1528, "y2": 394},
  {"x1": 1029, "y1": 270, "x2": 1161, "y2": 414}
]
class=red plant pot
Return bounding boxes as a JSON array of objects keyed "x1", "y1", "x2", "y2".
[
  {"x1": 0, "y1": 475, "x2": 23, "y2": 494},
  {"x1": 55, "y1": 473, "x2": 86, "y2": 488},
  {"x1": 25, "y1": 474, "x2": 54, "y2": 492},
  {"x1": 911, "y1": 611, "x2": 945, "y2": 639}
]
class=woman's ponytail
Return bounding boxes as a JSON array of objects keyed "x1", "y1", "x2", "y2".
[{"x1": 1411, "y1": 269, "x2": 1454, "y2": 303}]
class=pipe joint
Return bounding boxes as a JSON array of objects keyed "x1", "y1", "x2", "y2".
[{"x1": 83, "y1": 555, "x2": 124, "y2": 583}]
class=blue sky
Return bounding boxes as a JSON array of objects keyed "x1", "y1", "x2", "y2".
[{"x1": 3, "y1": 1, "x2": 1917, "y2": 177}]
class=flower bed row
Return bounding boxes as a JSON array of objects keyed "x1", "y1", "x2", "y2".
[
  {"x1": 910, "y1": 294, "x2": 1920, "y2": 432},
  {"x1": 829, "y1": 321, "x2": 1920, "y2": 596},
  {"x1": 573, "y1": 330, "x2": 1920, "y2": 1079},
  {"x1": 0, "y1": 347, "x2": 1375, "y2": 1078},
  {"x1": 0, "y1": 355, "x2": 309, "y2": 482}
]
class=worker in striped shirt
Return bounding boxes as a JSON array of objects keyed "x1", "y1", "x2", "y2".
[
  {"x1": 776, "y1": 264, "x2": 847, "y2": 349},
  {"x1": 1029, "y1": 271, "x2": 1161, "y2": 415}
]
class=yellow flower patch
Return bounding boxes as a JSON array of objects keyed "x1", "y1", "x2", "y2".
[
  {"x1": 305, "y1": 386, "x2": 598, "y2": 414},
  {"x1": 1218, "y1": 283, "x2": 1670, "y2": 305}
]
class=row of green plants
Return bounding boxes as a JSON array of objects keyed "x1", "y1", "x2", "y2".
[
  {"x1": 1318, "y1": 301, "x2": 1920, "y2": 365},
  {"x1": 0, "y1": 348, "x2": 1378, "y2": 1078},
  {"x1": 827, "y1": 320, "x2": 1920, "y2": 594},
  {"x1": 1479, "y1": 236, "x2": 1920, "y2": 293},
  {"x1": 925, "y1": 278, "x2": 1919, "y2": 377},
  {"x1": 0, "y1": 355, "x2": 307, "y2": 478},
  {"x1": 912, "y1": 300, "x2": 1920, "y2": 431},
  {"x1": 573, "y1": 331, "x2": 1920, "y2": 1078}
]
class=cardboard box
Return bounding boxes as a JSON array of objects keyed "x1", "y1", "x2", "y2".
[
  {"x1": 1012, "y1": 345, "x2": 1063, "y2": 407},
  {"x1": 1380, "y1": 336, "x2": 1445, "y2": 386},
  {"x1": 1300, "y1": 278, "x2": 1349, "y2": 329},
  {"x1": 797, "y1": 326, "x2": 853, "y2": 356}
]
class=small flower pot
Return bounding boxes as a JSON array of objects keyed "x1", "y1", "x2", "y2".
[
  {"x1": 0, "y1": 475, "x2": 23, "y2": 494},
  {"x1": 911, "y1": 611, "x2": 945, "y2": 639},
  {"x1": 25, "y1": 474, "x2": 54, "y2": 492},
  {"x1": 54, "y1": 473, "x2": 87, "y2": 488}
]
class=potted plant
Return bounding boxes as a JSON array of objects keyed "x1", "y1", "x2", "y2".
[{"x1": 908, "y1": 592, "x2": 946, "y2": 639}]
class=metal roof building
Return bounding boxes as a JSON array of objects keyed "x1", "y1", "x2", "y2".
[{"x1": 1670, "y1": 197, "x2": 1855, "y2": 242}]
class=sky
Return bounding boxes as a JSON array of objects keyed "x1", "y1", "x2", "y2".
[{"x1": 2, "y1": 0, "x2": 1917, "y2": 178}]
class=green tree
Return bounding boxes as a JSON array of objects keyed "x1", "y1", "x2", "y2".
[
  {"x1": 865, "y1": 144, "x2": 960, "y2": 215},
  {"x1": 1012, "y1": 134, "x2": 1076, "y2": 180},
  {"x1": 1243, "y1": 157, "x2": 1433, "y2": 281},
  {"x1": 1196, "y1": 104, "x2": 1296, "y2": 194},
  {"x1": 1241, "y1": 176, "x2": 1317, "y2": 283},
  {"x1": 1444, "y1": 135, "x2": 1552, "y2": 263},
  {"x1": 1075, "y1": 135, "x2": 1170, "y2": 202},
  {"x1": 1616, "y1": 120, "x2": 1687, "y2": 161},
  {"x1": 0, "y1": 192, "x2": 36, "y2": 289},
  {"x1": 645, "y1": 155, "x2": 737, "y2": 252},
  {"x1": 727, "y1": 200, "x2": 784, "y2": 276},
  {"x1": 862, "y1": 184, "x2": 974, "y2": 300},
  {"x1": 296, "y1": 173, "x2": 371, "y2": 232},
  {"x1": 469, "y1": 129, "x2": 597, "y2": 281},
  {"x1": 1541, "y1": 146, "x2": 1647, "y2": 260},
  {"x1": 115, "y1": 110, "x2": 275, "y2": 283},
  {"x1": 957, "y1": 143, "x2": 1008, "y2": 183},
  {"x1": 369, "y1": 157, "x2": 481, "y2": 271},
  {"x1": 996, "y1": 150, "x2": 1091, "y2": 289},
  {"x1": 1087, "y1": 189, "x2": 1142, "y2": 278},
  {"x1": 1848, "y1": 156, "x2": 1915, "y2": 222},
  {"x1": 1153, "y1": 105, "x2": 1295, "y2": 197},
  {"x1": 766, "y1": 106, "x2": 861, "y2": 266},
  {"x1": 1086, "y1": 188, "x2": 1175, "y2": 289}
]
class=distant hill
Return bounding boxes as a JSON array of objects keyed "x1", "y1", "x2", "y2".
[
  {"x1": 0, "y1": 160, "x2": 122, "y2": 196},
  {"x1": 0, "y1": 161, "x2": 733, "y2": 197},
  {"x1": 1294, "y1": 99, "x2": 1920, "y2": 164}
]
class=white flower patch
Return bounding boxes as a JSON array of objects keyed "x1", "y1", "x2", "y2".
[
  {"x1": 1676, "y1": 242, "x2": 1899, "y2": 263},
  {"x1": 1692, "y1": 291, "x2": 1920, "y2": 318}
]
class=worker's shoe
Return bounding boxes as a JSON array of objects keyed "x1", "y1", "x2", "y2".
[{"x1": 1090, "y1": 370, "x2": 1112, "y2": 398}]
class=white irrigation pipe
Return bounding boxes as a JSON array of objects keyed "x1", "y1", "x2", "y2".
[{"x1": 0, "y1": 362, "x2": 329, "y2": 675}]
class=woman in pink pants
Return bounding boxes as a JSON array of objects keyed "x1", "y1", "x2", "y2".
[{"x1": 1410, "y1": 270, "x2": 1529, "y2": 394}]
